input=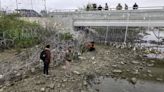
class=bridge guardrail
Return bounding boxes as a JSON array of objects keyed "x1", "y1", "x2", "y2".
[{"x1": 51, "y1": 6, "x2": 164, "y2": 13}]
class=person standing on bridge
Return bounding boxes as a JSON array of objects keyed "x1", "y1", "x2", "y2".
[
  {"x1": 133, "y1": 3, "x2": 138, "y2": 10},
  {"x1": 116, "y1": 3, "x2": 123, "y2": 10},
  {"x1": 98, "y1": 5, "x2": 103, "y2": 10},
  {"x1": 125, "y1": 4, "x2": 128, "y2": 10},
  {"x1": 105, "y1": 3, "x2": 109, "y2": 10}
]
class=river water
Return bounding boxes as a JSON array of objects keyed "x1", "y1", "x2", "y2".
[
  {"x1": 89, "y1": 77, "x2": 164, "y2": 92},
  {"x1": 88, "y1": 30, "x2": 164, "y2": 92},
  {"x1": 137, "y1": 30, "x2": 164, "y2": 59}
]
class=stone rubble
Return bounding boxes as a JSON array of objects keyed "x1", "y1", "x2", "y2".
[
  {"x1": 156, "y1": 78, "x2": 163, "y2": 81},
  {"x1": 1, "y1": 44, "x2": 164, "y2": 92}
]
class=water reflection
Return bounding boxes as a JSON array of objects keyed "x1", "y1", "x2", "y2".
[
  {"x1": 90, "y1": 77, "x2": 164, "y2": 92},
  {"x1": 145, "y1": 54, "x2": 164, "y2": 59}
]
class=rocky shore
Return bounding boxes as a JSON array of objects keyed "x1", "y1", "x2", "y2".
[{"x1": 0, "y1": 44, "x2": 164, "y2": 92}]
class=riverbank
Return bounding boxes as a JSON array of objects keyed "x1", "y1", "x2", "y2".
[{"x1": 1, "y1": 44, "x2": 164, "y2": 92}]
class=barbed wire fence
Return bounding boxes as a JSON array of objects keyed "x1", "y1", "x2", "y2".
[
  {"x1": 0, "y1": 15, "x2": 87, "y2": 85},
  {"x1": 1, "y1": 6, "x2": 164, "y2": 85}
]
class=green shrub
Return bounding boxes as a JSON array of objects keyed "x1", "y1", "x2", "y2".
[
  {"x1": 59, "y1": 32, "x2": 73, "y2": 40},
  {"x1": 0, "y1": 14, "x2": 47, "y2": 49}
]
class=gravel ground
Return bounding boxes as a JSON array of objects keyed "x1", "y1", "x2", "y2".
[{"x1": 1, "y1": 44, "x2": 164, "y2": 92}]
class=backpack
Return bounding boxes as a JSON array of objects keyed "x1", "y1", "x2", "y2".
[{"x1": 40, "y1": 50, "x2": 46, "y2": 61}]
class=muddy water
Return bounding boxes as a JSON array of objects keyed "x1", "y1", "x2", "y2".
[
  {"x1": 137, "y1": 30, "x2": 164, "y2": 59},
  {"x1": 145, "y1": 54, "x2": 164, "y2": 59},
  {"x1": 89, "y1": 77, "x2": 164, "y2": 92}
]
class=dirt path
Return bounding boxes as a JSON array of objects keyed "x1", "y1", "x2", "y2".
[{"x1": 0, "y1": 50, "x2": 17, "y2": 61}]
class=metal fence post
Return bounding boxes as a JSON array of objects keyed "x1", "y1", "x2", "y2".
[
  {"x1": 124, "y1": 13, "x2": 130, "y2": 44},
  {"x1": 105, "y1": 26, "x2": 109, "y2": 45}
]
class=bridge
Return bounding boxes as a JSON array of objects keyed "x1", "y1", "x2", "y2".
[
  {"x1": 49, "y1": 8, "x2": 164, "y2": 27},
  {"x1": 22, "y1": 8, "x2": 164, "y2": 43},
  {"x1": 48, "y1": 8, "x2": 164, "y2": 43}
]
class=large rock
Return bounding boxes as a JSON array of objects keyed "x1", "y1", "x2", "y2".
[
  {"x1": 147, "y1": 70, "x2": 152, "y2": 73},
  {"x1": 79, "y1": 57, "x2": 86, "y2": 60},
  {"x1": 147, "y1": 63, "x2": 154, "y2": 67},
  {"x1": 91, "y1": 57, "x2": 95, "y2": 60},
  {"x1": 148, "y1": 74, "x2": 153, "y2": 77},
  {"x1": 130, "y1": 77, "x2": 137, "y2": 84},
  {"x1": 62, "y1": 79, "x2": 67, "y2": 82},
  {"x1": 73, "y1": 71, "x2": 80, "y2": 75},
  {"x1": 48, "y1": 83, "x2": 55, "y2": 89},
  {"x1": 112, "y1": 69, "x2": 122, "y2": 73},
  {"x1": 31, "y1": 68, "x2": 35, "y2": 73},
  {"x1": 41, "y1": 88, "x2": 45, "y2": 92},
  {"x1": 0, "y1": 88, "x2": 3, "y2": 92},
  {"x1": 0, "y1": 75, "x2": 3, "y2": 79},
  {"x1": 0, "y1": 75, "x2": 5, "y2": 85},
  {"x1": 132, "y1": 69, "x2": 139, "y2": 75},
  {"x1": 112, "y1": 65, "x2": 118, "y2": 68},
  {"x1": 156, "y1": 78, "x2": 163, "y2": 81},
  {"x1": 15, "y1": 73, "x2": 22, "y2": 82},
  {"x1": 131, "y1": 61, "x2": 139, "y2": 64},
  {"x1": 35, "y1": 81, "x2": 45, "y2": 85},
  {"x1": 120, "y1": 61, "x2": 125, "y2": 65},
  {"x1": 83, "y1": 81, "x2": 87, "y2": 86}
]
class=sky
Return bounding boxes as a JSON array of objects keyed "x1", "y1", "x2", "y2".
[{"x1": 1, "y1": 0, "x2": 164, "y2": 12}]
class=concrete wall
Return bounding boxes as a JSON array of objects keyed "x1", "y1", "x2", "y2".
[
  {"x1": 21, "y1": 9, "x2": 164, "y2": 32},
  {"x1": 49, "y1": 9, "x2": 164, "y2": 20},
  {"x1": 20, "y1": 17, "x2": 73, "y2": 33}
]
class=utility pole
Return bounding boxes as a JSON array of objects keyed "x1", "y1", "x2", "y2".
[
  {"x1": 30, "y1": 0, "x2": 34, "y2": 17},
  {"x1": 0, "y1": 0, "x2": 2, "y2": 16},
  {"x1": 16, "y1": 0, "x2": 18, "y2": 10},
  {"x1": 15, "y1": 0, "x2": 19, "y2": 13},
  {"x1": 43, "y1": 0, "x2": 47, "y2": 15},
  {"x1": 31, "y1": 0, "x2": 33, "y2": 10},
  {"x1": 0, "y1": 0, "x2": 1, "y2": 11},
  {"x1": 124, "y1": 13, "x2": 130, "y2": 44}
]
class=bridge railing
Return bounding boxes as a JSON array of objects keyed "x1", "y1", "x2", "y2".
[
  {"x1": 108, "y1": 6, "x2": 164, "y2": 11},
  {"x1": 51, "y1": 6, "x2": 164, "y2": 12}
]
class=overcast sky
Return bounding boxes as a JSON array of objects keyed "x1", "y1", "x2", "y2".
[{"x1": 1, "y1": 0, "x2": 164, "y2": 12}]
